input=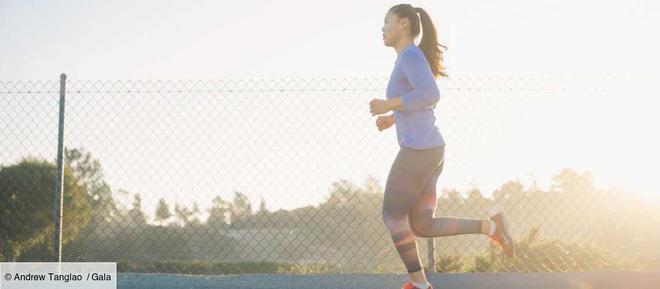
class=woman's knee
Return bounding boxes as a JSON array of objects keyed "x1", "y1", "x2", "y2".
[
  {"x1": 408, "y1": 214, "x2": 432, "y2": 237},
  {"x1": 381, "y1": 208, "x2": 406, "y2": 232},
  {"x1": 381, "y1": 208, "x2": 395, "y2": 228}
]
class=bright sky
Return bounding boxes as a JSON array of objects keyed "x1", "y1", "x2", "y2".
[
  {"x1": 2, "y1": 0, "x2": 659, "y2": 79},
  {"x1": 1, "y1": 0, "x2": 659, "y2": 218}
]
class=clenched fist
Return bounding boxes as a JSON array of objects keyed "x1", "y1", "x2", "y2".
[
  {"x1": 369, "y1": 98, "x2": 392, "y2": 116},
  {"x1": 376, "y1": 115, "x2": 395, "y2": 131}
]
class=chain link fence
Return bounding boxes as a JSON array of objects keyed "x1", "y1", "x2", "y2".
[{"x1": 1, "y1": 74, "x2": 658, "y2": 274}]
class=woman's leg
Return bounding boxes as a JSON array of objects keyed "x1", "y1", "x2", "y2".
[
  {"x1": 407, "y1": 152, "x2": 489, "y2": 238},
  {"x1": 381, "y1": 145, "x2": 444, "y2": 274}
]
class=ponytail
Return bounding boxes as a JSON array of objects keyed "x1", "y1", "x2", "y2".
[{"x1": 414, "y1": 7, "x2": 448, "y2": 79}]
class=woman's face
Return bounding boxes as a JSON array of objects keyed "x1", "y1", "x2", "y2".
[{"x1": 381, "y1": 11, "x2": 404, "y2": 47}]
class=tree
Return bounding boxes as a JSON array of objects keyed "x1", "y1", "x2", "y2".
[
  {"x1": 174, "y1": 203, "x2": 192, "y2": 226},
  {"x1": 467, "y1": 188, "x2": 485, "y2": 201},
  {"x1": 258, "y1": 196, "x2": 267, "y2": 214},
  {"x1": 172, "y1": 202, "x2": 201, "y2": 227},
  {"x1": 442, "y1": 188, "x2": 463, "y2": 202},
  {"x1": 154, "y1": 198, "x2": 172, "y2": 226},
  {"x1": 551, "y1": 168, "x2": 594, "y2": 195},
  {"x1": 189, "y1": 202, "x2": 201, "y2": 226},
  {"x1": 0, "y1": 157, "x2": 91, "y2": 261},
  {"x1": 65, "y1": 147, "x2": 118, "y2": 223},
  {"x1": 207, "y1": 196, "x2": 230, "y2": 228},
  {"x1": 493, "y1": 181, "x2": 525, "y2": 202},
  {"x1": 362, "y1": 175, "x2": 383, "y2": 195},
  {"x1": 324, "y1": 179, "x2": 359, "y2": 206},
  {"x1": 127, "y1": 193, "x2": 147, "y2": 226},
  {"x1": 230, "y1": 191, "x2": 252, "y2": 227}
]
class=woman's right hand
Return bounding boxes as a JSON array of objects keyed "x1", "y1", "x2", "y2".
[{"x1": 376, "y1": 115, "x2": 395, "y2": 131}]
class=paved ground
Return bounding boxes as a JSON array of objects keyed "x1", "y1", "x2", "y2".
[{"x1": 117, "y1": 270, "x2": 660, "y2": 289}]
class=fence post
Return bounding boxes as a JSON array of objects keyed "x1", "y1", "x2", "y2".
[
  {"x1": 54, "y1": 73, "x2": 67, "y2": 262},
  {"x1": 427, "y1": 239, "x2": 435, "y2": 272}
]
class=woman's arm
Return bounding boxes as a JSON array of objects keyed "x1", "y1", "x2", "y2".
[
  {"x1": 390, "y1": 50, "x2": 440, "y2": 111},
  {"x1": 386, "y1": 98, "x2": 404, "y2": 111}
]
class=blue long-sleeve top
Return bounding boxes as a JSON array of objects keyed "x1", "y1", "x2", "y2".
[{"x1": 386, "y1": 43, "x2": 445, "y2": 150}]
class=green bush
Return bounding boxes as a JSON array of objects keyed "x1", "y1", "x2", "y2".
[{"x1": 117, "y1": 260, "x2": 337, "y2": 275}]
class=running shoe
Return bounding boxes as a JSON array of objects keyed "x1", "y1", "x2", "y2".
[
  {"x1": 488, "y1": 206, "x2": 515, "y2": 258},
  {"x1": 401, "y1": 281, "x2": 433, "y2": 289}
]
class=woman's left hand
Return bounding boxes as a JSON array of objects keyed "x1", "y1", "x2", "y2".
[{"x1": 370, "y1": 98, "x2": 391, "y2": 116}]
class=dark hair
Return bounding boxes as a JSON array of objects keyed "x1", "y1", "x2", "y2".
[{"x1": 389, "y1": 4, "x2": 448, "y2": 78}]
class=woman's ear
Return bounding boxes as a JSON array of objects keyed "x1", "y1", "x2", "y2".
[{"x1": 398, "y1": 17, "x2": 408, "y2": 30}]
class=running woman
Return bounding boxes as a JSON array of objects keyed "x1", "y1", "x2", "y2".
[{"x1": 369, "y1": 4, "x2": 515, "y2": 289}]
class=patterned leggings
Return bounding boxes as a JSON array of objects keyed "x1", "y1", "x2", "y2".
[{"x1": 381, "y1": 145, "x2": 484, "y2": 273}]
